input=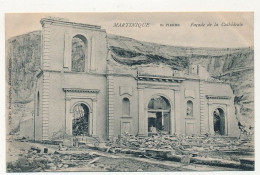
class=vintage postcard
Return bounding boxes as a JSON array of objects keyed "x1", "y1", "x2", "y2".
[{"x1": 5, "y1": 12, "x2": 254, "y2": 172}]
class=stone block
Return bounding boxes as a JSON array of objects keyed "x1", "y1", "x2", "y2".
[
  {"x1": 181, "y1": 155, "x2": 191, "y2": 165},
  {"x1": 63, "y1": 138, "x2": 73, "y2": 147}
]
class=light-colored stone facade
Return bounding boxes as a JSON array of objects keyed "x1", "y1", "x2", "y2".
[{"x1": 34, "y1": 18, "x2": 240, "y2": 141}]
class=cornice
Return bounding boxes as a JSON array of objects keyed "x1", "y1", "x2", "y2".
[
  {"x1": 63, "y1": 88, "x2": 100, "y2": 93},
  {"x1": 206, "y1": 95, "x2": 231, "y2": 100},
  {"x1": 137, "y1": 74, "x2": 184, "y2": 83}
]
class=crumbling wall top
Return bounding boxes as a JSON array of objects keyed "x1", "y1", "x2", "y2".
[{"x1": 40, "y1": 16, "x2": 103, "y2": 30}]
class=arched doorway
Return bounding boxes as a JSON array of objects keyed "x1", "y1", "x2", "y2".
[
  {"x1": 147, "y1": 95, "x2": 171, "y2": 134},
  {"x1": 213, "y1": 108, "x2": 225, "y2": 135},
  {"x1": 72, "y1": 103, "x2": 89, "y2": 136}
]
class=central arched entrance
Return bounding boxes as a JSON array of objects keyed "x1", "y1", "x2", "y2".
[
  {"x1": 213, "y1": 108, "x2": 225, "y2": 135},
  {"x1": 72, "y1": 103, "x2": 89, "y2": 136},
  {"x1": 147, "y1": 95, "x2": 171, "y2": 134}
]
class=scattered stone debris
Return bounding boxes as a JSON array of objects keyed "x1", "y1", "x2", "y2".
[
  {"x1": 106, "y1": 132, "x2": 253, "y2": 156},
  {"x1": 101, "y1": 132, "x2": 254, "y2": 169},
  {"x1": 7, "y1": 148, "x2": 100, "y2": 172},
  {"x1": 7, "y1": 133, "x2": 254, "y2": 172},
  {"x1": 59, "y1": 143, "x2": 68, "y2": 151},
  {"x1": 181, "y1": 155, "x2": 191, "y2": 165},
  {"x1": 7, "y1": 137, "x2": 101, "y2": 172}
]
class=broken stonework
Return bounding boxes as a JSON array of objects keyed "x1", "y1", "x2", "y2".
[
  {"x1": 63, "y1": 139, "x2": 73, "y2": 147},
  {"x1": 181, "y1": 155, "x2": 191, "y2": 165}
]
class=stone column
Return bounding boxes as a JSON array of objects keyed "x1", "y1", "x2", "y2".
[
  {"x1": 138, "y1": 88, "x2": 146, "y2": 136},
  {"x1": 92, "y1": 99, "x2": 97, "y2": 136}
]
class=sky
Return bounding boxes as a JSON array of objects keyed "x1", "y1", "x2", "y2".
[{"x1": 6, "y1": 12, "x2": 253, "y2": 48}]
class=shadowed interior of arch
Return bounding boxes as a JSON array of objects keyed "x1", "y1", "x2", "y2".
[
  {"x1": 72, "y1": 103, "x2": 89, "y2": 136},
  {"x1": 147, "y1": 95, "x2": 171, "y2": 134},
  {"x1": 213, "y1": 108, "x2": 225, "y2": 135}
]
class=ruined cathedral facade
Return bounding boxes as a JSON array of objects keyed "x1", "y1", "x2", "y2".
[{"x1": 34, "y1": 18, "x2": 239, "y2": 141}]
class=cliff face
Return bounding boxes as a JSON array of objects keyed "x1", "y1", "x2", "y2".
[
  {"x1": 190, "y1": 51, "x2": 254, "y2": 129},
  {"x1": 8, "y1": 31, "x2": 41, "y2": 102},
  {"x1": 219, "y1": 70, "x2": 254, "y2": 128},
  {"x1": 7, "y1": 31, "x2": 41, "y2": 133},
  {"x1": 7, "y1": 31, "x2": 254, "y2": 133}
]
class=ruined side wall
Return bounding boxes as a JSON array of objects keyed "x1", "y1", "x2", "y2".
[
  {"x1": 113, "y1": 75, "x2": 139, "y2": 136},
  {"x1": 35, "y1": 74, "x2": 43, "y2": 141},
  {"x1": 204, "y1": 82, "x2": 240, "y2": 137},
  {"x1": 180, "y1": 80, "x2": 201, "y2": 135}
]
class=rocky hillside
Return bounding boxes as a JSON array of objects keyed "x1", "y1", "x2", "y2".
[
  {"x1": 7, "y1": 31, "x2": 41, "y2": 133},
  {"x1": 108, "y1": 34, "x2": 253, "y2": 72},
  {"x1": 7, "y1": 31, "x2": 254, "y2": 133},
  {"x1": 108, "y1": 34, "x2": 254, "y2": 130}
]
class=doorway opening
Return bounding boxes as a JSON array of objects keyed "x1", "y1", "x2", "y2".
[
  {"x1": 72, "y1": 103, "x2": 89, "y2": 136},
  {"x1": 213, "y1": 108, "x2": 225, "y2": 135},
  {"x1": 147, "y1": 95, "x2": 171, "y2": 134}
]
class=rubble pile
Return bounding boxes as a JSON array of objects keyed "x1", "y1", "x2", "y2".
[
  {"x1": 7, "y1": 133, "x2": 254, "y2": 172},
  {"x1": 105, "y1": 132, "x2": 254, "y2": 161},
  {"x1": 7, "y1": 147, "x2": 99, "y2": 172}
]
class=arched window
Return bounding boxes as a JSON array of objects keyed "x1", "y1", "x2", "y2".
[
  {"x1": 71, "y1": 35, "x2": 87, "y2": 72},
  {"x1": 187, "y1": 100, "x2": 193, "y2": 117},
  {"x1": 122, "y1": 98, "x2": 130, "y2": 116},
  {"x1": 37, "y1": 91, "x2": 40, "y2": 116}
]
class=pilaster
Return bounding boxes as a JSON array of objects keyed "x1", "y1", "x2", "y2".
[
  {"x1": 42, "y1": 72, "x2": 50, "y2": 140},
  {"x1": 41, "y1": 22, "x2": 51, "y2": 140},
  {"x1": 42, "y1": 23, "x2": 51, "y2": 70},
  {"x1": 90, "y1": 36, "x2": 96, "y2": 72},
  {"x1": 107, "y1": 65, "x2": 115, "y2": 139},
  {"x1": 208, "y1": 103, "x2": 214, "y2": 135},
  {"x1": 65, "y1": 97, "x2": 71, "y2": 135},
  {"x1": 170, "y1": 99, "x2": 175, "y2": 135},
  {"x1": 92, "y1": 98, "x2": 97, "y2": 136},
  {"x1": 199, "y1": 80, "x2": 206, "y2": 134},
  {"x1": 138, "y1": 88, "x2": 146, "y2": 136},
  {"x1": 174, "y1": 90, "x2": 181, "y2": 134},
  {"x1": 63, "y1": 33, "x2": 71, "y2": 69},
  {"x1": 226, "y1": 104, "x2": 230, "y2": 135},
  {"x1": 89, "y1": 111, "x2": 93, "y2": 136}
]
